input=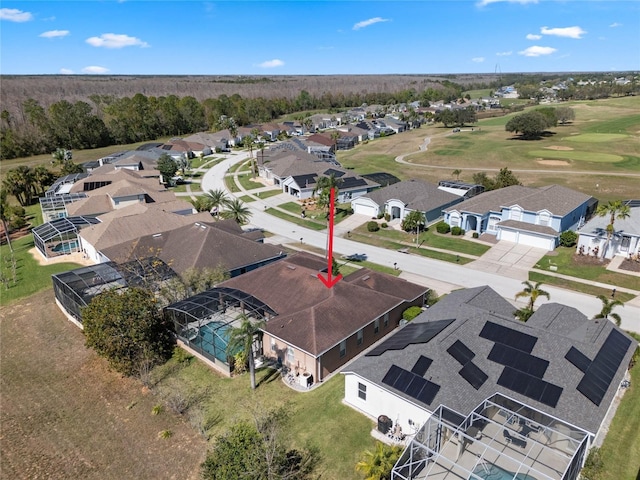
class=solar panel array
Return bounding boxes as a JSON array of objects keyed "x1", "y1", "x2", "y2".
[
  {"x1": 576, "y1": 330, "x2": 632, "y2": 406},
  {"x1": 382, "y1": 364, "x2": 441, "y2": 406},
  {"x1": 411, "y1": 355, "x2": 433, "y2": 376},
  {"x1": 366, "y1": 318, "x2": 454, "y2": 356},
  {"x1": 565, "y1": 347, "x2": 591, "y2": 373},
  {"x1": 497, "y1": 367, "x2": 563, "y2": 408},
  {"x1": 447, "y1": 339, "x2": 487, "y2": 390},
  {"x1": 480, "y1": 321, "x2": 537, "y2": 353},
  {"x1": 488, "y1": 343, "x2": 549, "y2": 378}
]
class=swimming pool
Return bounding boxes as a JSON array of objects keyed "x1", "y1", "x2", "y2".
[
  {"x1": 52, "y1": 240, "x2": 79, "y2": 253},
  {"x1": 189, "y1": 322, "x2": 233, "y2": 363},
  {"x1": 471, "y1": 463, "x2": 538, "y2": 480}
]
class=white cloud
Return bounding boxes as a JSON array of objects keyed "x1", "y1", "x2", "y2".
[
  {"x1": 519, "y1": 45, "x2": 557, "y2": 57},
  {"x1": 476, "y1": 0, "x2": 537, "y2": 7},
  {"x1": 82, "y1": 66, "x2": 109, "y2": 74},
  {"x1": 257, "y1": 59, "x2": 284, "y2": 68},
  {"x1": 540, "y1": 26, "x2": 586, "y2": 39},
  {"x1": 86, "y1": 33, "x2": 149, "y2": 49},
  {"x1": 496, "y1": 51, "x2": 512, "y2": 56},
  {"x1": 526, "y1": 34, "x2": 542, "y2": 40},
  {"x1": 40, "y1": 30, "x2": 70, "y2": 39},
  {"x1": 472, "y1": 57, "x2": 485, "y2": 63},
  {"x1": 60, "y1": 68, "x2": 74, "y2": 74},
  {"x1": 353, "y1": 17, "x2": 390, "y2": 30},
  {"x1": 609, "y1": 22, "x2": 622, "y2": 28},
  {"x1": 0, "y1": 8, "x2": 33, "y2": 22}
]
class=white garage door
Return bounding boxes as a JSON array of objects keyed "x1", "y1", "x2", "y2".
[
  {"x1": 353, "y1": 202, "x2": 378, "y2": 218},
  {"x1": 500, "y1": 229, "x2": 518, "y2": 243},
  {"x1": 500, "y1": 229, "x2": 554, "y2": 250}
]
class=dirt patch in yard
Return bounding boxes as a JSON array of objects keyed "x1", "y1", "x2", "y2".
[
  {"x1": 545, "y1": 146, "x2": 574, "y2": 151},
  {"x1": 0, "y1": 290, "x2": 207, "y2": 480}
]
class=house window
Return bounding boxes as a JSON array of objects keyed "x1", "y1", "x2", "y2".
[
  {"x1": 358, "y1": 382, "x2": 367, "y2": 401},
  {"x1": 339, "y1": 340, "x2": 347, "y2": 358},
  {"x1": 286, "y1": 346, "x2": 295, "y2": 363},
  {"x1": 621, "y1": 236, "x2": 631, "y2": 252},
  {"x1": 449, "y1": 214, "x2": 460, "y2": 227},
  {"x1": 374, "y1": 318, "x2": 380, "y2": 334},
  {"x1": 357, "y1": 329, "x2": 364, "y2": 346},
  {"x1": 538, "y1": 212, "x2": 551, "y2": 226},
  {"x1": 383, "y1": 313, "x2": 389, "y2": 328},
  {"x1": 270, "y1": 338, "x2": 276, "y2": 352},
  {"x1": 488, "y1": 215, "x2": 501, "y2": 231},
  {"x1": 510, "y1": 208, "x2": 522, "y2": 221}
]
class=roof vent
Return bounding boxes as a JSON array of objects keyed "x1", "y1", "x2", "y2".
[
  {"x1": 362, "y1": 275, "x2": 370, "y2": 281},
  {"x1": 152, "y1": 233, "x2": 162, "y2": 238},
  {"x1": 287, "y1": 265, "x2": 296, "y2": 270}
]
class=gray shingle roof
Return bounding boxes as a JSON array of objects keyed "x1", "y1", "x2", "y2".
[
  {"x1": 579, "y1": 206, "x2": 640, "y2": 237},
  {"x1": 364, "y1": 179, "x2": 460, "y2": 212},
  {"x1": 345, "y1": 286, "x2": 636, "y2": 435}
]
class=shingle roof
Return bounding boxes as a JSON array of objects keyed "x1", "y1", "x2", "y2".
[
  {"x1": 497, "y1": 219, "x2": 558, "y2": 236},
  {"x1": 364, "y1": 179, "x2": 460, "y2": 212},
  {"x1": 219, "y1": 252, "x2": 427, "y2": 356},
  {"x1": 101, "y1": 220, "x2": 283, "y2": 275},
  {"x1": 345, "y1": 285, "x2": 636, "y2": 435},
  {"x1": 445, "y1": 185, "x2": 592, "y2": 216},
  {"x1": 579, "y1": 206, "x2": 640, "y2": 237}
]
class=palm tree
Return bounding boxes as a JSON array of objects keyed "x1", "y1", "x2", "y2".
[
  {"x1": 220, "y1": 198, "x2": 251, "y2": 225},
  {"x1": 401, "y1": 210, "x2": 426, "y2": 233},
  {"x1": 515, "y1": 281, "x2": 550, "y2": 314},
  {"x1": 248, "y1": 128, "x2": 261, "y2": 177},
  {"x1": 312, "y1": 173, "x2": 342, "y2": 219},
  {"x1": 203, "y1": 189, "x2": 229, "y2": 216},
  {"x1": 226, "y1": 314, "x2": 265, "y2": 390},
  {"x1": 593, "y1": 294, "x2": 624, "y2": 326},
  {"x1": 330, "y1": 130, "x2": 340, "y2": 155},
  {"x1": 596, "y1": 200, "x2": 631, "y2": 257},
  {"x1": 0, "y1": 188, "x2": 13, "y2": 252},
  {"x1": 513, "y1": 307, "x2": 534, "y2": 323},
  {"x1": 452, "y1": 169, "x2": 462, "y2": 180},
  {"x1": 355, "y1": 442, "x2": 403, "y2": 480}
]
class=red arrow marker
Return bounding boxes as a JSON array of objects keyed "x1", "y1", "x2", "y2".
[{"x1": 317, "y1": 187, "x2": 343, "y2": 289}]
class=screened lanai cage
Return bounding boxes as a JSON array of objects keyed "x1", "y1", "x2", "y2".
[
  {"x1": 52, "y1": 257, "x2": 177, "y2": 327},
  {"x1": 40, "y1": 193, "x2": 88, "y2": 222},
  {"x1": 164, "y1": 287, "x2": 277, "y2": 374},
  {"x1": 33, "y1": 215, "x2": 100, "y2": 259}
]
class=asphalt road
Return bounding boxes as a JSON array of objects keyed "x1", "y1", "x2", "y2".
[{"x1": 201, "y1": 152, "x2": 640, "y2": 334}]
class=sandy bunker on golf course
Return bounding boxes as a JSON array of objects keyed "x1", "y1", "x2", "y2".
[
  {"x1": 537, "y1": 160, "x2": 571, "y2": 166},
  {"x1": 545, "y1": 146, "x2": 574, "y2": 151}
]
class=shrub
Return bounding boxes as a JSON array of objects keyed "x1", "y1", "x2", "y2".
[
  {"x1": 377, "y1": 213, "x2": 384, "y2": 219},
  {"x1": 384, "y1": 213, "x2": 391, "y2": 222},
  {"x1": 436, "y1": 221, "x2": 450, "y2": 234},
  {"x1": 559, "y1": 230, "x2": 578, "y2": 247},
  {"x1": 158, "y1": 430, "x2": 173, "y2": 439},
  {"x1": 402, "y1": 306, "x2": 423, "y2": 321},
  {"x1": 472, "y1": 232, "x2": 479, "y2": 239},
  {"x1": 367, "y1": 221, "x2": 380, "y2": 232},
  {"x1": 381, "y1": 223, "x2": 388, "y2": 228},
  {"x1": 451, "y1": 226, "x2": 463, "y2": 236}
]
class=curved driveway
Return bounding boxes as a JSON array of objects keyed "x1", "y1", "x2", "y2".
[{"x1": 201, "y1": 151, "x2": 640, "y2": 333}]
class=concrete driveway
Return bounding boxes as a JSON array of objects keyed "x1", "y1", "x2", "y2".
[{"x1": 465, "y1": 241, "x2": 547, "y2": 280}]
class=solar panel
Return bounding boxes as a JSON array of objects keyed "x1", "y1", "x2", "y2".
[
  {"x1": 565, "y1": 347, "x2": 591, "y2": 373},
  {"x1": 577, "y1": 330, "x2": 631, "y2": 406},
  {"x1": 488, "y1": 343, "x2": 549, "y2": 378},
  {"x1": 447, "y1": 340, "x2": 475, "y2": 365},
  {"x1": 381, "y1": 364, "x2": 441, "y2": 405},
  {"x1": 459, "y1": 362, "x2": 488, "y2": 390},
  {"x1": 411, "y1": 355, "x2": 433, "y2": 376},
  {"x1": 480, "y1": 321, "x2": 537, "y2": 353},
  {"x1": 366, "y1": 318, "x2": 455, "y2": 356},
  {"x1": 497, "y1": 366, "x2": 563, "y2": 408}
]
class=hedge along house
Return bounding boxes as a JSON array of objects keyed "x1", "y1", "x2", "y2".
[
  {"x1": 443, "y1": 185, "x2": 596, "y2": 250},
  {"x1": 342, "y1": 286, "x2": 636, "y2": 480},
  {"x1": 52, "y1": 257, "x2": 177, "y2": 328},
  {"x1": 217, "y1": 252, "x2": 428, "y2": 384},
  {"x1": 351, "y1": 179, "x2": 464, "y2": 222},
  {"x1": 164, "y1": 287, "x2": 277, "y2": 376}
]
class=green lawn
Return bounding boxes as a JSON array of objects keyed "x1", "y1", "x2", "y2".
[
  {"x1": 265, "y1": 208, "x2": 327, "y2": 231},
  {"x1": 0, "y1": 236, "x2": 82, "y2": 306},
  {"x1": 224, "y1": 175, "x2": 241, "y2": 193},
  {"x1": 255, "y1": 189, "x2": 282, "y2": 199},
  {"x1": 529, "y1": 272, "x2": 635, "y2": 304},
  {"x1": 237, "y1": 173, "x2": 263, "y2": 191},
  {"x1": 536, "y1": 247, "x2": 640, "y2": 291},
  {"x1": 527, "y1": 150, "x2": 623, "y2": 163}
]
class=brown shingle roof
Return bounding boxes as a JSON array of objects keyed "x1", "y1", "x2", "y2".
[{"x1": 220, "y1": 252, "x2": 428, "y2": 356}]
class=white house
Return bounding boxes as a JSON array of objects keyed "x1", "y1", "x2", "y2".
[{"x1": 576, "y1": 204, "x2": 640, "y2": 259}]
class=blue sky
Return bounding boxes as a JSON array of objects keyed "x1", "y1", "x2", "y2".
[{"x1": 1, "y1": 1, "x2": 638, "y2": 75}]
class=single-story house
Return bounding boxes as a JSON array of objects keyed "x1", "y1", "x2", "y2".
[
  {"x1": 101, "y1": 219, "x2": 286, "y2": 277},
  {"x1": 351, "y1": 179, "x2": 463, "y2": 223},
  {"x1": 576, "y1": 204, "x2": 640, "y2": 259},
  {"x1": 443, "y1": 185, "x2": 596, "y2": 250},
  {"x1": 343, "y1": 286, "x2": 636, "y2": 480},
  {"x1": 218, "y1": 252, "x2": 428, "y2": 383}
]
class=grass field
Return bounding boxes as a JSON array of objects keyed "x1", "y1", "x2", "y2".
[{"x1": 338, "y1": 96, "x2": 640, "y2": 202}]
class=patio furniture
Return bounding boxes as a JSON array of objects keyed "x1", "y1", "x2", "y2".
[{"x1": 503, "y1": 429, "x2": 527, "y2": 448}]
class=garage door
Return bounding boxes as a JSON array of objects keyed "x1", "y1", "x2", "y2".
[
  {"x1": 517, "y1": 232, "x2": 555, "y2": 250},
  {"x1": 353, "y1": 202, "x2": 378, "y2": 218},
  {"x1": 499, "y1": 229, "x2": 518, "y2": 243}
]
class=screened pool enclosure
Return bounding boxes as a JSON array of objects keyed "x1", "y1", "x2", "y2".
[
  {"x1": 164, "y1": 288, "x2": 276, "y2": 374},
  {"x1": 52, "y1": 258, "x2": 177, "y2": 326},
  {"x1": 33, "y1": 215, "x2": 100, "y2": 259}
]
